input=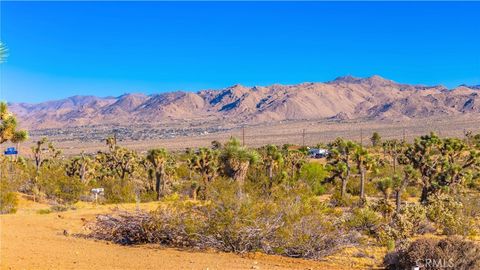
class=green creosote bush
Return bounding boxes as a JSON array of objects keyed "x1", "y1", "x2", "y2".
[
  {"x1": 299, "y1": 162, "x2": 328, "y2": 195},
  {"x1": 346, "y1": 178, "x2": 377, "y2": 198},
  {"x1": 37, "y1": 165, "x2": 85, "y2": 205},
  {"x1": 347, "y1": 207, "x2": 382, "y2": 235},
  {"x1": 100, "y1": 177, "x2": 136, "y2": 203}
]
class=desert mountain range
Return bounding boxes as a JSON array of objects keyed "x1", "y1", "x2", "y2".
[{"x1": 10, "y1": 75, "x2": 480, "y2": 129}]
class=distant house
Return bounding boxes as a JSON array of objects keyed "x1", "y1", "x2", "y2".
[{"x1": 308, "y1": 148, "x2": 329, "y2": 159}]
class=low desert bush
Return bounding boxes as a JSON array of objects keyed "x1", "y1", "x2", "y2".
[
  {"x1": 378, "y1": 204, "x2": 434, "y2": 249},
  {"x1": 329, "y1": 191, "x2": 358, "y2": 207},
  {"x1": 384, "y1": 237, "x2": 480, "y2": 270},
  {"x1": 347, "y1": 207, "x2": 382, "y2": 235},
  {"x1": 405, "y1": 186, "x2": 420, "y2": 198},
  {"x1": 426, "y1": 193, "x2": 475, "y2": 236},
  {"x1": 100, "y1": 177, "x2": 136, "y2": 203},
  {"x1": 0, "y1": 190, "x2": 17, "y2": 214},
  {"x1": 37, "y1": 204, "x2": 72, "y2": 214},
  {"x1": 37, "y1": 208, "x2": 52, "y2": 214},
  {"x1": 37, "y1": 165, "x2": 85, "y2": 204},
  {"x1": 86, "y1": 179, "x2": 359, "y2": 260},
  {"x1": 299, "y1": 163, "x2": 328, "y2": 195},
  {"x1": 0, "y1": 159, "x2": 28, "y2": 214}
]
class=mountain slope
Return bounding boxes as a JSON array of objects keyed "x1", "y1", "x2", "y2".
[{"x1": 9, "y1": 76, "x2": 480, "y2": 129}]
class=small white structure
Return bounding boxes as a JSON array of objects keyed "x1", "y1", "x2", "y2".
[
  {"x1": 91, "y1": 188, "x2": 105, "y2": 202},
  {"x1": 308, "y1": 148, "x2": 329, "y2": 158}
]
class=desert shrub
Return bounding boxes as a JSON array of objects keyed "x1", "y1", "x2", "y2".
[
  {"x1": 299, "y1": 162, "x2": 328, "y2": 195},
  {"x1": 37, "y1": 208, "x2": 52, "y2": 214},
  {"x1": 378, "y1": 204, "x2": 434, "y2": 249},
  {"x1": 460, "y1": 193, "x2": 480, "y2": 218},
  {"x1": 426, "y1": 193, "x2": 474, "y2": 236},
  {"x1": 0, "y1": 190, "x2": 17, "y2": 214},
  {"x1": 37, "y1": 165, "x2": 85, "y2": 204},
  {"x1": 330, "y1": 191, "x2": 358, "y2": 207},
  {"x1": 460, "y1": 194, "x2": 480, "y2": 235},
  {"x1": 347, "y1": 207, "x2": 382, "y2": 235},
  {"x1": 372, "y1": 199, "x2": 395, "y2": 218},
  {"x1": 50, "y1": 204, "x2": 70, "y2": 212},
  {"x1": 100, "y1": 176, "x2": 136, "y2": 203},
  {"x1": 87, "y1": 179, "x2": 359, "y2": 260},
  {"x1": 0, "y1": 159, "x2": 30, "y2": 214},
  {"x1": 346, "y1": 178, "x2": 360, "y2": 196},
  {"x1": 342, "y1": 176, "x2": 376, "y2": 199},
  {"x1": 384, "y1": 237, "x2": 480, "y2": 270},
  {"x1": 139, "y1": 190, "x2": 158, "y2": 202},
  {"x1": 37, "y1": 204, "x2": 70, "y2": 214},
  {"x1": 275, "y1": 213, "x2": 359, "y2": 259},
  {"x1": 405, "y1": 186, "x2": 420, "y2": 198}
]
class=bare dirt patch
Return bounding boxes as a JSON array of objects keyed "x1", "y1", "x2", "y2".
[{"x1": 0, "y1": 197, "x2": 380, "y2": 269}]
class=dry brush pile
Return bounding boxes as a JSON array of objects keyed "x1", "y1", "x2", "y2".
[{"x1": 85, "y1": 185, "x2": 360, "y2": 260}]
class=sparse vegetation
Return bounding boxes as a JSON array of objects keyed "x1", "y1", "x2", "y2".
[{"x1": 2, "y1": 126, "x2": 480, "y2": 265}]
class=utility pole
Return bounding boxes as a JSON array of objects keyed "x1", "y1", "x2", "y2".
[
  {"x1": 113, "y1": 129, "x2": 118, "y2": 144},
  {"x1": 242, "y1": 126, "x2": 245, "y2": 146},
  {"x1": 360, "y1": 128, "x2": 363, "y2": 146},
  {"x1": 302, "y1": 129, "x2": 306, "y2": 147},
  {"x1": 402, "y1": 127, "x2": 406, "y2": 142}
]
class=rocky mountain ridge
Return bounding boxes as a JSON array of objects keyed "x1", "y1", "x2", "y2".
[{"x1": 10, "y1": 75, "x2": 480, "y2": 129}]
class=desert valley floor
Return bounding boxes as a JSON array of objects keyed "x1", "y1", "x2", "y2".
[{"x1": 14, "y1": 116, "x2": 480, "y2": 156}]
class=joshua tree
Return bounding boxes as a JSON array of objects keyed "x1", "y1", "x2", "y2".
[
  {"x1": 376, "y1": 177, "x2": 394, "y2": 219},
  {"x1": 327, "y1": 138, "x2": 358, "y2": 198},
  {"x1": 65, "y1": 152, "x2": 95, "y2": 184},
  {"x1": 261, "y1": 144, "x2": 283, "y2": 187},
  {"x1": 392, "y1": 165, "x2": 417, "y2": 212},
  {"x1": 0, "y1": 45, "x2": 28, "y2": 149},
  {"x1": 382, "y1": 139, "x2": 404, "y2": 174},
  {"x1": 146, "y1": 148, "x2": 174, "y2": 200},
  {"x1": 404, "y1": 133, "x2": 480, "y2": 204},
  {"x1": 211, "y1": 140, "x2": 222, "y2": 150},
  {"x1": 1, "y1": 102, "x2": 29, "y2": 145},
  {"x1": 219, "y1": 137, "x2": 259, "y2": 198},
  {"x1": 282, "y1": 148, "x2": 307, "y2": 180},
  {"x1": 370, "y1": 132, "x2": 382, "y2": 147},
  {"x1": 30, "y1": 137, "x2": 61, "y2": 201},
  {"x1": 353, "y1": 145, "x2": 376, "y2": 205},
  {"x1": 188, "y1": 147, "x2": 219, "y2": 199},
  {"x1": 32, "y1": 137, "x2": 61, "y2": 174}
]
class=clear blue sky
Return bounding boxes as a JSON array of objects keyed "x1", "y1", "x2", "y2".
[{"x1": 1, "y1": 1, "x2": 479, "y2": 103}]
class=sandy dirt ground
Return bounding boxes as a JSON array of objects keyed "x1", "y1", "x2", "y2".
[{"x1": 0, "y1": 196, "x2": 384, "y2": 270}]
